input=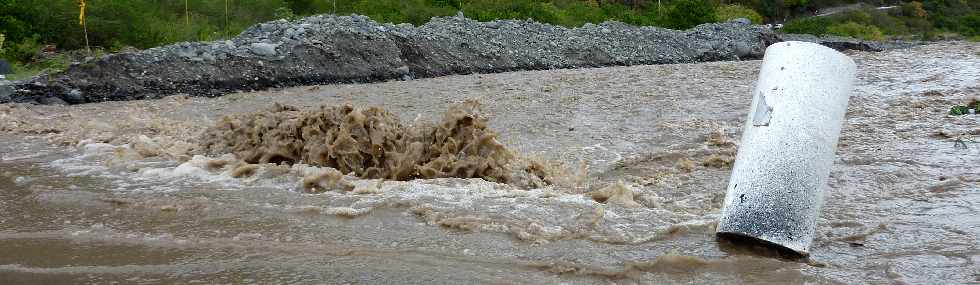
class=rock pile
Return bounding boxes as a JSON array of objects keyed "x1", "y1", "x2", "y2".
[{"x1": 6, "y1": 15, "x2": 781, "y2": 104}]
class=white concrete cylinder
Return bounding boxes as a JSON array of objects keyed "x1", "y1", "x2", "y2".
[{"x1": 716, "y1": 41, "x2": 856, "y2": 256}]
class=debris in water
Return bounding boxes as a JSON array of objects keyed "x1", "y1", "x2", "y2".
[
  {"x1": 705, "y1": 129, "x2": 736, "y2": 147},
  {"x1": 953, "y1": 139, "x2": 969, "y2": 150},
  {"x1": 230, "y1": 163, "x2": 259, "y2": 178},
  {"x1": 201, "y1": 100, "x2": 552, "y2": 188},
  {"x1": 354, "y1": 179, "x2": 385, "y2": 194},
  {"x1": 948, "y1": 98, "x2": 980, "y2": 115},
  {"x1": 701, "y1": 154, "x2": 734, "y2": 168},
  {"x1": 301, "y1": 168, "x2": 355, "y2": 193},
  {"x1": 675, "y1": 158, "x2": 695, "y2": 173},
  {"x1": 206, "y1": 159, "x2": 230, "y2": 170},
  {"x1": 590, "y1": 181, "x2": 642, "y2": 208},
  {"x1": 949, "y1": 106, "x2": 971, "y2": 115}
]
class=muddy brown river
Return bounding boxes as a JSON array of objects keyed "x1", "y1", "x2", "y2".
[{"x1": 0, "y1": 42, "x2": 977, "y2": 284}]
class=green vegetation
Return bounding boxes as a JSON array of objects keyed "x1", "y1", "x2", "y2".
[
  {"x1": 0, "y1": 0, "x2": 978, "y2": 79},
  {"x1": 0, "y1": 34, "x2": 85, "y2": 80},
  {"x1": 659, "y1": 0, "x2": 717, "y2": 29},
  {"x1": 949, "y1": 100, "x2": 980, "y2": 115},
  {"x1": 949, "y1": 105, "x2": 971, "y2": 115},
  {"x1": 827, "y1": 21, "x2": 884, "y2": 40},
  {"x1": 717, "y1": 4, "x2": 763, "y2": 24},
  {"x1": 781, "y1": 1, "x2": 980, "y2": 41},
  {"x1": 782, "y1": 16, "x2": 829, "y2": 35}
]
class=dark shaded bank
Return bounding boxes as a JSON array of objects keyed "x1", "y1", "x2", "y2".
[
  {"x1": 779, "y1": 34, "x2": 920, "y2": 52},
  {"x1": 4, "y1": 14, "x2": 783, "y2": 105}
]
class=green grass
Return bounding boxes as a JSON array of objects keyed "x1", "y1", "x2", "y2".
[
  {"x1": 827, "y1": 21, "x2": 883, "y2": 41},
  {"x1": 4, "y1": 53, "x2": 71, "y2": 80},
  {"x1": 6, "y1": 64, "x2": 44, "y2": 81}
]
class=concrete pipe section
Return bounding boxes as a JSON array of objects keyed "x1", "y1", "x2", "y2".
[{"x1": 716, "y1": 41, "x2": 857, "y2": 256}]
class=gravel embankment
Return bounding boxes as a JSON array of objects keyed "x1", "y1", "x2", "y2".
[{"x1": 4, "y1": 15, "x2": 781, "y2": 105}]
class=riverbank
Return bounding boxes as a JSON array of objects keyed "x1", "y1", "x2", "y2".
[{"x1": 3, "y1": 15, "x2": 780, "y2": 104}]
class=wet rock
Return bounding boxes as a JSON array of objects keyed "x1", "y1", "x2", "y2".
[
  {"x1": 733, "y1": 42, "x2": 752, "y2": 58},
  {"x1": 62, "y1": 89, "x2": 85, "y2": 104},
  {"x1": 779, "y1": 33, "x2": 888, "y2": 52},
  {"x1": 730, "y1": 18, "x2": 752, "y2": 25},
  {"x1": 0, "y1": 84, "x2": 12, "y2": 102},
  {"x1": 11, "y1": 14, "x2": 780, "y2": 105},
  {"x1": 249, "y1": 42, "x2": 280, "y2": 56},
  {"x1": 37, "y1": 96, "x2": 67, "y2": 105},
  {"x1": 396, "y1": 65, "x2": 411, "y2": 75}
]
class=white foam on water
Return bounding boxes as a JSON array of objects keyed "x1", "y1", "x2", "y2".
[
  {"x1": 43, "y1": 141, "x2": 719, "y2": 245},
  {"x1": 1, "y1": 152, "x2": 47, "y2": 161},
  {"x1": 48, "y1": 142, "x2": 241, "y2": 192},
  {"x1": 136, "y1": 155, "x2": 237, "y2": 184},
  {"x1": 48, "y1": 142, "x2": 121, "y2": 177}
]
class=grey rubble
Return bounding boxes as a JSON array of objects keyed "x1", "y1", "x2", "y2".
[{"x1": 8, "y1": 14, "x2": 782, "y2": 105}]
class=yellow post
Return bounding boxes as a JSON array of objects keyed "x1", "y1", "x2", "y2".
[{"x1": 79, "y1": 0, "x2": 90, "y2": 53}]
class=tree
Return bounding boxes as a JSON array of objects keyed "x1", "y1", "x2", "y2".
[
  {"x1": 285, "y1": 0, "x2": 317, "y2": 15},
  {"x1": 717, "y1": 4, "x2": 763, "y2": 23},
  {"x1": 662, "y1": 0, "x2": 718, "y2": 29}
]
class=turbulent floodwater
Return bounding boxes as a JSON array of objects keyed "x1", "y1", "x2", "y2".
[{"x1": 0, "y1": 42, "x2": 978, "y2": 284}]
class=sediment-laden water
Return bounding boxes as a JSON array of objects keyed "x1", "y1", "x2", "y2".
[{"x1": 0, "y1": 42, "x2": 977, "y2": 284}]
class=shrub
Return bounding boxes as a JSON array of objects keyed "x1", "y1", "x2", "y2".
[
  {"x1": 273, "y1": 6, "x2": 298, "y2": 21},
  {"x1": 600, "y1": 3, "x2": 645, "y2": 26},
  {"x1": 959, "y1": 14, "x2": 980, "y2": 37},
  {"x1": 836, "y1": 10, "x2": 873, "y2": 24},
  {"x1": 869, "y1": 10, "x2": 909, "y2": 35},
  {"x1": 553, "y1": 1, "x2": 608, "y2": 26},
  {"x1": 661, "y1": 0, "x2": 718, "y2": 30},
  {"x1": 400, "y1": 2, "x2": 456, "y2": 25},
  {"x1": 352, "y1": 0, "x2": 406, "y2": 24},
  {"x1": 462, "y1": 0, "x2": 561, "y2": 25},
  {"x1": 1, "y1": 34, "x2": 41, "y2": 63},
  {"x1": 902, "y1": 1, "x2": 928, "y2": 18},
  {"x1": 827, "y1": 21, "x2": 884, "y2": 41},
  {"x1": 716, "y1": 4, "x2": 763, "y2": 24},
  {"x1": 781, "y1": 17, "x2": 831, "y2": 35},
  {"x1": 0, "y1": 14, "x2": 30, "y2": 46}
]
